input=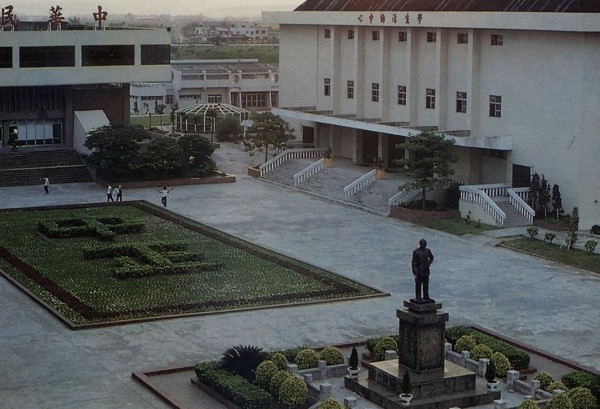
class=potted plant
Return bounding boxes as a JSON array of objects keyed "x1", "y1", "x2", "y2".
[
  {"x1": 399, "y1": 370, "x2": 413, "y2": 406},
  {"x1": 485, "y1": 359, "x2": 499, "y2": 391},
  {"x1": 323, "y1": 147, "x2": 333, "y2": 168},
  {"x1": 347, "y1": 346, "x2": 360, "y2": 378},
  {"x1": 374, "y1": 156, "x2": 385, "y2": 179}
]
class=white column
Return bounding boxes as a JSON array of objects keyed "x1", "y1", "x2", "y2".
[{"x1": 467, "y1": 29, "x2": 481, "y2": 136}]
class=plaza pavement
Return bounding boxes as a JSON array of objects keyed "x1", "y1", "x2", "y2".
[{"x1": 0, "y1": 142, "x2": 599, "y2": 409}]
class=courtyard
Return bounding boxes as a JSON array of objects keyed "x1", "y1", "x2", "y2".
[{"x1": 0, "y1": 142, "x2": 599, "y2": 408}]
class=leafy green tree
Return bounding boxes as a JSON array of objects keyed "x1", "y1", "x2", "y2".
[
  {"x1": 566, "y1": 207, "x2": 579, "y2": 250},
  {"x1": 141, "y1": 136, "x2": 182, "y2": 179},
  {"x1": 215, "y1": 115, "x2": 243, "y2": 142},
  {"x1": 244, "y1": 112, "x2": 294, "y2": 163},
  {"x1": 84, "y1": 124, "x2": 150, "y2": 180},
  {"x1": 552, "y1": 184, "x2": 563, "y2": 219},
  {"x1": 530, "y1": 173, "x2": 540, "y2": 215},
  {"x1": 178, "y1": 134, "x2": 217, "y2": 177},
  {"x1": 539, "y1": 175, "x2": 551, "y2": 219},
  {"x1": 394, "y1": 132, "x2": 458, "y2": 210}
]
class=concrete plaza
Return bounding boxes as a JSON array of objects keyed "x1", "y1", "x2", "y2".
[{"x1": 0, "y1": 143, "x2": 599, "y2": 409}]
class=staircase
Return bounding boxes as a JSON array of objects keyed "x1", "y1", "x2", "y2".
[
  {"x1": 0, "y1": 149, "x2": 92, "y2": 187},
  {"x1": 492, "y1": 195, "x2": 532, "y2": 227}
]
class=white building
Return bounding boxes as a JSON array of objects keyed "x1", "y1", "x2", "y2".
[
  {"x1": 194, "y1": 21, "x2": 270, "y2": 43},
  {"x1": 263, "y1": 0, "x2": 600, "y2": 230},
  {"x1": 130, "y1": 59, "x2": 279, "y2": 113}
]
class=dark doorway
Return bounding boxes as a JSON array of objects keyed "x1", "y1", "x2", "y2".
[
  {"x1": 362, "y1": 131, "x2": 378, "y2": 165},
  {"x1": 512, "y1": 164, "x2": 531, "y2": 187},
  {"x1": 302, "y1": 126, "x2": 314, "y2": 145}
]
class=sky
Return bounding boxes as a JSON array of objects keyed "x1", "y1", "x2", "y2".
[{"x1": 11, "y1": 0, "x2": 302, "y2": 19}]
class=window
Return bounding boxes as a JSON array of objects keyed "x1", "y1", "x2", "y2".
[
  {"x1": 489, "y1": 95, "x2": 502, "y2": 117},
  {"x1": 427, "y1": 32, "x2": 436, "y2": 43},
  {"x1": 82, "y1": 45, "x2": 134, "y2": 66},
  {"x1": 347, "y1": 30, "x2": 354, "y2": 40},
  {"x1": 270, "y1": 91, "x2": 279, "y2": 107},
  {"x1": 165, "y1": 95, "x2": 173, "y2": 104},
  {"x1": 347, "y1": 80, "x2": 354, "y2": 99},
  {"x1": 491, "y1": 34, "x2": 503, "y2": 46},
  {"x1": 456, "y1": 92, "x2": 467, "y2": 113},
  {"x1": 371, "y1": 83, "x2": 380, "y2": 102},
  {"x1": 457, "y1": 33, "x2": 468, "y2": 44},
  {"x1": 0, "y1": 47, "x2": 12, "y2": 68},
  {"x1": 372, "y1": 30, "x2": 380, "y2": 41},
  {"x1": 20, "y1": 46, "x2": 75, "y2": 68},
  {"x1": 208, "y1": 94, "x2": 222, "y2": 103},
  {"x1": 242, "y1": 93, "x2": 266, "y2": 108},
  {"x1": 398, "y1": 31, "x2": 407, "y2": 42},
  {"x1": 397, "y1": 86, "x2": 406, "y2": 105},
  {"x1": 324, "y1": 78, "x2": 331, "y2": 96},
  {"x1": 141, "y1": 44, "x2": 170, "y2": 65},
  {"x1": 426, "y1": 88, "x2": 436, "y2": 109},
  {"x1": 324, "y1": 29, "x2": 331, "y2": 38}
]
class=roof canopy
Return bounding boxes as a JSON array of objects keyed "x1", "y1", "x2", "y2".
[
  {"x1": 175, "y1": 103, "x2": 249, "y2": 133},
  {"x1": 177, "y1": 103, "x2": 249, "y2": 118}
]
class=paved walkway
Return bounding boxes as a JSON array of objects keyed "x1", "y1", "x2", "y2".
[{"x1": 0, "y1": 142, "x2": 599, "y2": 409}]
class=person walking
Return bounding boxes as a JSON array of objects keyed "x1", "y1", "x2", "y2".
[
  {"x1": 107, "y1": 184, "x2": 114, "y2": 203},
  {"x1": 115, "y1": 184, "x2": 123, "y2": 202},
  {"x1": 158, "y1": 186, "x2": 172, "y2": 207},
  {"x1": 41, "y1": 177, "x2": 49, "y2": 194}
]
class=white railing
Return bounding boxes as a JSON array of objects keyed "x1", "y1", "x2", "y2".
[
  {"x1": 460, "y1": 186, "x2": 507, "y2": 226},
  {"x1": 508, "y1": 187, "x2": 535, "y2": 223},
  {"x1": 344, "y1": 169, "x2": 376, "y2": 198},
  {"x1": 258, "y1": 148, "x2": 323, "y2": 176},
  {"x1": 388, "y1": 188, "x2": 421, "y2": 207},
  {"x1": 294, "y1": 158, "x2": 324, "y2": 186},
  {"x1": 464, "y1": 183, "x2": 510, "y2": 197}
]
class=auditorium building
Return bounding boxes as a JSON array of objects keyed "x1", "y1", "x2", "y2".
[{"x1": 263, "y1": 0, "x2": 599, "y2": 230}]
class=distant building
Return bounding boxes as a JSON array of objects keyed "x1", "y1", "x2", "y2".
[
  {"x1": 263, "y1": 0, "x2": 600, "y2": 229},
  {"x1": 194, "y1": 21, "x2": 270, "y2": 44},
  {"x1": 130, "y1": 59, "x2": 279, "y2": 113}
]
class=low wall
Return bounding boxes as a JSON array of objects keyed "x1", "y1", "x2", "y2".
[
  {"x1": 390, "y1": 206, "x2": 459, "y2": 222},
  {"x1": 459, "y1": 200, "x2": 499, "y2": 226},
  {"x1": 248, "y1": 166, "x2": 261, "y2": 178},
  {"x1": 98, "y1": 173, "x2": 235, "y2": 189}
]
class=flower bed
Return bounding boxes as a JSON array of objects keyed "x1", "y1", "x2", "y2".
[{"x1": 390, "y1": 206, "x2": 459, "y2": 223}]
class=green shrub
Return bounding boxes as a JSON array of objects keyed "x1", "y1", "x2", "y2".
[
  {"x1": 547, "y1": 382, "x2": 569, "y2": 392},
  {"x1": 545, "y1": 232, "x2": 557, "y2": 243},
  {"x1": 373, "y1": 337, "x2": 398, "y2": 361},
  {"x1": 445, "y1": 326, "x2": 530, "y2": 370},
  {"x1": 366, "y1": 336, "x2": 398, "y2": 357},
  {"x1": 279, "y1": 376, "x2": 308, "y2": 408},
  {"x1": 319, "y1": 397, "x2": 345, "y2": 409},
  {"x1": 527, "y1": 226, "x2": 539, "y2": 239},
  {"x1": 535, "y1": 371, "x2": 555, "y2": 391},
  {"x1": 280, "y1": 347, "x2": 306, "y2": 364},
  {"x1": 546, "y1": 393, "x2": 574, "y2": 409},
  {"x1": 270, "y1": 370, "x2": 293, "y2": 397},
  {"x1": 562, "y1": 372, "x2": 596, "y2": 389},
  {"x1": 348, "y1": 346, "x2": 359, "y2": 370},
  {"x1": 490, "y1": 352, "x2": 511, "y2": 378},
  {"x1": 220, "y1": 345, "x2": 268, "y2": 382},
  {"x1": 401, "y1": 370, "x2": 412, "y2": 395},
  {"x1": 485, "y1": 359, "x2": 497, "y2": 383},
  {"x1": 455, "y1": 335, "x2": 477, "y2": 353},
  {"x1": 270, "y1": 352, "x2": 289, "y2": 371},
  {"x1": 471, "y1": 344, "x2": 494, "y2": 361},
  {"x1": 566, "y1": 387, "x2": 598, "y2": 409},
  {"x1": 254, "y1": 360, "x2": 278, "y2": 391},
  {"x1": 295, "y1": 348, "x2": 319, "y2": 370},
  {"x1": 518, "y1": 399, "x2": 541, "y2": 409},
  {"x1": 319, "y1": 346, "x2": 344, "y2": 365},
  {"x1": 585, "y1": 240, "x2": 598, "y2": 253}
]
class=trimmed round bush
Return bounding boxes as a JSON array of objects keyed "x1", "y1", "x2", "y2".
[
  {"x1": 279, "y1": 376, "x2": 309, "y2": 408},
  {"x1": 490, "y1": 352, "x2": 511, "y2": 378},
  {"x1": 546, "y1": 393, "x2": 574, "y2": 409},
  {"x1": 255, "y1": 360, "x2": 278, "y2": 391},
  {"x1": 319, "y1": 397, "x2": 345, "y2": 409},
  {"x1": 373, "y1": 337, "x2": 398, "y2": 361},
  {"x1": 319, "y1": 346, "x2": 344, "y2": 366},
  {"x1": 566, "y1": 387, "x2": 597, "y2": 409},
  {"x1": 535, "y1": 371, "x2": 556, "y2": 391},
  {"x1": 271, "y1": 352, "x2": 289, "y2": 371},
  {"x1": 296, "y1": 348, "x2": 319, "y2": 370},
  {"x1": 455, "y1": 335, "x2": 477, "y2": 353},
  {"x1": 270, "y1": 370, "x2": 293, "y2": 397},
  {"x1": 518, "y1": 399, "x2": 541, "y2": 409},
  {"x1": 471, "y1": 344, "x2": 494, "y2": 361},
  {"x1": 547, "y1": 382, "x2": 569, "y2": 393}
]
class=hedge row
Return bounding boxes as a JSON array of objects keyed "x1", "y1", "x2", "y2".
[
  {"x1": 194, "y1": 362, "x2": 272, "y2": 409},
  {"x1": 446, "y1": 326, "x2": 530, "y2": 370},
  {"x1": 114, "y1": 260, "x2": 223, "y2": 278},
  {"x1": 38, "y1": 217, "x2": 144, "y2": 241}
]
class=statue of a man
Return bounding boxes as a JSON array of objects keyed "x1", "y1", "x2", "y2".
[{"x1": 411, "y1": 239, "x2": 434, "y2": 302}]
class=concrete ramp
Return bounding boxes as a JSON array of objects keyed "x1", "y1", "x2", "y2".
[{"x1": 73, "y1": 110, "x2": 110, "y2": 155}]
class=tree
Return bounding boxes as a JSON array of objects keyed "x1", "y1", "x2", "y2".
[
  {"x1": 243, "y1": 112, "x2": 295, "y2": 163},
  {"x1": 393, "y1": 132, "x2": 458, "y2": 210},
  {"x1": 141, "y1": 136, "x2": 182, "y2": 179},
  {"x1": 215, "y1": 115, "x2": 242, "y2": 142},
  {"x1": 84, "y1": 124, "x2": 150, "y2": 180},
  {"x1": 539, "y1": 175, "x2": 551, "y2": 219},
  {"x1": 178, "y1": 134, "x2": 217, "y2": 177},
  {"x1": 552, "y1": 184, "x2": 563, "y2": 219},
  {"x1": 530, "y1": 173, "x2": 540, "y2": 215},
  {"x1": 566, "y1": 207, "x2": 579, "y2": 250}
]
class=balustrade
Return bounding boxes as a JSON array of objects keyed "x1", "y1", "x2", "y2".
[
  {"x1": 344, "y1": 170, "x2": 376, "y2": 198},
  {"x1": 294, "y1": 158, "x2": 324, "y2": 186},
  {"x1": 258, "y1": 148, "x2": 324, "y2": 176}
]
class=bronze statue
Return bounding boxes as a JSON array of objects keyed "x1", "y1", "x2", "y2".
[{"x1": 412, "y1": 239, "x2": 434, "y2": 302}]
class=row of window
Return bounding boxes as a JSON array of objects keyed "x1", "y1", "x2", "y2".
[
  {"x1": 0, "y1": 45, "x2": 169, "y2": 69},
  {"x1": 324, "y1": 28, "x2": 504, "y2": 45},
  {"x1": 325, "y1": 78, "x2": 502, "y2": 117}
]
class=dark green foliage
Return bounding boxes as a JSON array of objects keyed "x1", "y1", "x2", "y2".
[
  {"x1": 530, "y1": 173, "x2": 540, "y2": 214},
  {"x1": 221, "y1": 345, "x2": 269, "y2": 382},
  {"x1": 279, "y1": 376, "x2": 308, "y2": 409},
  {"x1": 140, "y1": 136, "x2": 182, "y2": 179},
  {"x1": 270, "y1": 370, "x2": 293, "y2": 398},
  {"x1": 485, "y1": 359, "x2": 497, "y2": 383},
  {"x1": 401, "y1": 371, "x2": 412, "y2": 395},
  {"x1": 445, "y1": 326, "x2": 530, "y2": 370},
  {"x1": 278, "y1": 347, "x2": 306, "y2": 364},
  {"x1": 566, "y1": 207, "x2": 580, "y2": 250},
  {"x1": 178, "y1": 133, "x2": 217, "y2": 177},
  {"x1": 215, "y1": 115, "x2": 243, "y2": 142},
  {"x1": 373, "y1": 337, "x2": 398, "y2": 361},
  {"x1": 538, "y1": 175, "x2": 551, "y2": 219},
  {"x1": 394, "y1": 131, "x2": 458, "y2": 210},
  {"x1": 366, "y1": 336, "x2": 399, "y2": 357},
  {"x1": 348, "y1": 347, "x2": 359, "y2": 370},
  {"x1": 254, "y1": 360, "x2": 278, "y2": 391},
  {"x1": 38, "y1": 217, "x2": 144, "y2": 241},
  {"x1": 194, "y1": 362, "x2": 272, "y2": 409},
  {"x1": 270, "y1": 352, "x2": 289, "y2": 371},
  {"x1": 446, "y1": 181, "x2": 462, "y2": 209},
  {"x1": 591, "y1": 225, "x2": 600, "y2": 235},
  {"x1": 552, "y1": 184, "x2": 563, "y2": 219},
  {"x1": 319, "y1": 346, "x2": 344, "y2": 365},
  {"x1": 295, "y1": 348, "x2": 319, "y2": 370},
  {"x1": 562, "y1": 371, "x2": 600, "y2": 403},
  {"x1": 244, "y1": 112, "x2": 295, "y2": 163}
]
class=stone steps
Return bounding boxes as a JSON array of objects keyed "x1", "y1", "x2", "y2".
[{"x1": 492, "y1": 196, "x2": 532, "y2": 227}]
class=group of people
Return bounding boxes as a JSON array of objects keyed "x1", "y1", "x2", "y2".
[{"x1": 106, "y1": 184, "x2": 123, "y2": 202}]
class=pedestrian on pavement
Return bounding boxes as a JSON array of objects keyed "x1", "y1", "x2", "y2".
[
  {"x1": 158, "y1": 186, "x2": 172, "y2": 207},
  {"x1": 107, "y1": 184, "x2": 114, "y2": 202},
  {"x1": 41, "y1": 177, "x2": 49, "y2": 194},
  {"x1": 411, "y1": 239, "x2": 434, "y2": 302},
  {"x1": 115, "y1": 184, "x2": 123, "y2": 202}
]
